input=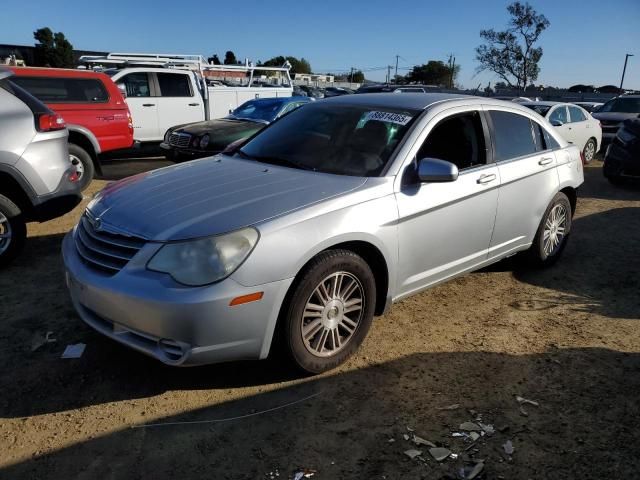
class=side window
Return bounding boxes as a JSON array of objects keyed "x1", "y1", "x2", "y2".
[
  {"x1": 156, "y1": 73, "x2": 192, "y2": 97},
  {"x1": 119, "y1": 73, "x2": 151, "y2": 97},
  {"x1": 489, "y1": 111, "x2": 537, "y2": 161},
  {"x1": 278, "y1": 102, "x2": 302, "y2": 117},
  {"x1": 549, "y1": 106, "x2": 568, "y2": 124},
  {"x1": 568, "y1": 106, "x2": 587, "y2": 123},
  {"x1": 532, "y1": 121, "x2": 560, "y2": 151},
  {"x1": 417, "y1": 111, "x2": 486, "y2": 171},
  {"x1": 11, "y1": 76, "x2": 109, "y2": 103}
]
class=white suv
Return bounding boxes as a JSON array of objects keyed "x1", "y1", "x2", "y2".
[{"x1": 0, "y1": 68, "x2": 82, "y2": 266}]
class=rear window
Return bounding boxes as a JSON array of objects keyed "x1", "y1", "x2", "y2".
[
  {"x1": 523, "y1": 104, "x2": 551, "y2": 116},
  {"x1": 11, "y1": 76, "x2": 109, "y2": 103},
  {"x1": 489, "y1": 111, "x2": 537, "y2": 161},
  {"x1": 0, "y1": 79, "x2": 51, "y2": 116},
  {"x1": 598, "y1": 97, "x2": 640, "y2": 113},
  {"x1": 156, "y1": 73, "x2": 192, "y2": 97}
]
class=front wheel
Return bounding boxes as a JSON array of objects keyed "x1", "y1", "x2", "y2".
[
  {"x1": 282, "y1": 250, "x2": 376, "y2": 374},
  {"x1": 583, "y1": 138, "x2": 597, "y2": 164},
  {"x1": 68, "y1": 144, "x2": 95, "y2": 192},
  {"x1": 0, "y1": 194, "x2": 27, "y2": 268},
  {"x1": 527, "y1": 192, "x2": 572, "y2": 266}
]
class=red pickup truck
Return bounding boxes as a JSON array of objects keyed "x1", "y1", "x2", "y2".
[{"x1": 8, "y1": 67, "x2": 134, "y2": 190}]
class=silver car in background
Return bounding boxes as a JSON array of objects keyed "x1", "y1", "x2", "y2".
[
  {"x1": 63, "y1": 94, "x2": 584, "y2": 373},
  {"x1": 0, "y1": 68, "x2": 81, "y2": 266}
]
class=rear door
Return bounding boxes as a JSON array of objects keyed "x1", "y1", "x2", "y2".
[
  {"x1": 567, "y1": 105, "x2": 590, "y2": 150},
  {"x1": 487, "y1": 109, "x2": 560, "y2": 259},
  {"x1": 155, "y1": 72, "x2": 203, "y2": 137},
  {"x1": 549, "y1": 105, "x2": 579, "y2": 146},
  {"x1": 117, "y1": 72, "x2": 158, "y2": 142}
]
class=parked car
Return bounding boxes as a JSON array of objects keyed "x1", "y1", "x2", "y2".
[
  {"x1": 356, "y1": 84, "x2": 437, "y2": 94},
  {"x1": 521, "y1": 101, "x2": 602, "y2": 163},
  {"x1": 603, "y1": 118, "x2": 640, "y2": 184},
  {"x1": 571, "y1": 101, "x2": 603, "y2": 113},
  {"x1": 160, "y1": 96, "x2": 312, "y2": 161},
  {"x1": 292, "y1": 86, "x2": 308, "y2": 97},
  {"x1": 297, "y1": 85, "x2": 324, "y2": 99},
  {"x1": 591, "y1": 95, "x2": 640, "y2": 145},
  {"x1": 8, "y1": 66, "x2": 134, "y2": 190},
  {"x1": 493, "y1": 96, "x2": 540, "y2": 103},
  {"x1": 323, "y1": 86, "x2": 353, "y2": 97},
  {"x1": 63, "y1": 93, "x2": 583, "y2": 373},
  {"x1": 0, "y1": 68, "x2": 82, "y2": 266}
]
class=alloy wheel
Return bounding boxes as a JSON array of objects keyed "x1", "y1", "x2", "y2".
[
  {"x1": 584, "y1": 141, "x2": 595, "y2": 163},
  {"x1": 70, "y1": 154, "x2": 85, "y2": 179},
  {"x1": 301, "y1": 271, "x2": 365, "y2": 357},
  {"x1": 0, "y1": 211, "x2": 12, "y2": 255},
  {"x1": 543, "y1": 204, "x2": 567, "y2": 257}
]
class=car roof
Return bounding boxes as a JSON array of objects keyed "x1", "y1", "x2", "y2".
[
  {"x1": 321, "y1": 92, "x2": 478, "y2": 110},
  {"x1": 6, "y1": 66, "x2": 110, "y2": 79},
  {"x1": 520, "y1": 101, "x2": 565, "y2": 107}
]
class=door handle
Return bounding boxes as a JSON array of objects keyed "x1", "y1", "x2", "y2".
[
  {"x1": 188, "y1": 103, "x2": 200, "y2": 106},
  {"x1": 142, "y1": 103, "x2": 155, "y2": 107},
  {"x1": 477, "y1": 173, "x2": 497, "y2": 184},
  {"x1": 539, "y1": 157, "x2": 554, "y2": 166}
]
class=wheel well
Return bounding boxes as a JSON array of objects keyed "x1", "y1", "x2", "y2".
[
  {"x1": 68, "y1": 131, "x2": 102, "y2": 174},
  {"x1": 561, "y1": 187, "x2": 577, "y2": 215},
  {"x1": 0, "y1": 172, "x2": 33, "y2": 217},
  {"x1": 324, "y1": 241, "x2": 389, "y2": 316}
]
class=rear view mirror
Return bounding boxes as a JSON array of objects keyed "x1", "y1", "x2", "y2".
[
  {"x1": 418, "y1": 158, "x2": 459, "y2": 183},
  {"x1": 550, "y1": 120, "x2": 563, "y2": 127},
  {"x1": 117, "y1": 83, "x2": 127, "y2": 99}
]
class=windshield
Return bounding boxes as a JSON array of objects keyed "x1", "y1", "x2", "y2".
[
  {"x1": 229, "y1": 99, "x2": 285, "y2": 123},
  {"x1": 523, "y1": 104, "x2": 551, "y2": 116},
  {"x1": 238, "y1": 102, "x2": 421, "y2": 176},
  {"x1": 598, "y1": 97, "x2": 640, "y2": 113}
]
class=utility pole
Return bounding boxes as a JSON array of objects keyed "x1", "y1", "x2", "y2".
[
  {"x1": 620, "y1": 53, "x2": 634, "y2": 92},
  {"x1": 386, "y1": 65, "x2": 392, "y2": 85},
  {"x1": 450, "y1": 56, "x2": 456, "y2": 89},
  {"x1": 395, "y1": 55, "x2": 400, "y2": 83},
  {"x1": 350, "y1": 67, "x2": 354, "y2": 84}
]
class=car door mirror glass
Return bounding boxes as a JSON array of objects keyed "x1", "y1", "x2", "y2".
[
  {"x1": 550, "y1": 120, "x2": 563, "y2": 127},
  {"x1": 417, "y1": 158, "x2": 459, "y2": 183}
]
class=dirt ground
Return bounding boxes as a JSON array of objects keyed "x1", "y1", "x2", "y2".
[{"x1": 0, "y1": 157, "x2": 638, "y2": 479}]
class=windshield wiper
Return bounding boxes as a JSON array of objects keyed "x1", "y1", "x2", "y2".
[{"x1": 251, "y1": 155, "x2": 312, "y2": 171}]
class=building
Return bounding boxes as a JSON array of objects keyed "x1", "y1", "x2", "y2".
[{"x1": 294, "y1": 73, "x2": 335, "y2": 84}]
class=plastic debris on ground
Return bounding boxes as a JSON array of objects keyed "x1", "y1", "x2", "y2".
[
  {"x1": 459, "y1": 422, "x2": 482, "y2": 431},
  {"x1": 515, "y1": 395, "x2": 539, "y2": 407},
  {"x1": 458, "y1": 461, "x2": 485, "y2": 480},
  {"x1": 412, "y1": 435, "x2": 436, "y2": 447},
  {"x1": 429, "y1": 447, "x2": 451, "y2": 462},
  {"x1": 403, "y1": 433, "x2": 410, "y2": 441},
  {"x1": 61, "y1": 343, "x2": 86, "y2": 359},
  {"x1": 437, "y1": 403, "x2": 461, "y2": 411},
  {"x1": 264, "y1": 468, "x2": 280, "y2": 479},
  {"x1": 31, "y1": 331, "x2": 56, "y2": 352},
  {"x1": 503, "y1": 440, "x2": 515, "y2": 455},
  {"x1": 292, "y1": 468, "x2": 316, "y2": 479},
  {"x1": 404, "y1": 449, "x2": 423, "y2": 459}
]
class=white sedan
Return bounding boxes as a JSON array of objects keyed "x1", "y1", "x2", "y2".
[{"x1": 521, "y1": 101, "x2": 602, "y2": 163}]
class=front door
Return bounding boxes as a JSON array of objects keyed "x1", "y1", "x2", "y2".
[
  {"x1": 395, "y1": 109, "x2": 499, "y2": 298},
  {"x1": 155, "y1": 72, "x2": 203, "y2": 140}
]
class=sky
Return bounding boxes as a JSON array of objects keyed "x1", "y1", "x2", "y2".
[{"x1": 2, "y1": 0, "x2": 639, "y2": 89}]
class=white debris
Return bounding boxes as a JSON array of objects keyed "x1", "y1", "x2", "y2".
[
  {"x1": 61, "y1": 343, "x2": 86, "y2": 359},
  {"x1": 436, "y1": 403, "x2": 461, "y2": 411},
  {"x1": 429, "y1": 447, "x2": 451, "y2": 462},
  {"x1": 516, "y1": 395, "x2": 539, "y2": 407},
  {"x1": 503, "y1": 440, "x2": 515, "y2": 455},
  {"x1": 31, "y1": 331, "x2": 56, "y2": 352},
  {"x1": 404, "y1": 449, "x2": 423, "y2": 459},
  {"x1": 459, "y1": 422, "x2": 482, "y2": 431},
  {"x1": 412, "y1": 435, "x2": 436, "y2": 448}
]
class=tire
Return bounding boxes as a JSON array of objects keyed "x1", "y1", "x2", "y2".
[
  {"x1": 583, "y1": 138, "x2": 596, "y2": 164},
  {"x1": 527, "y1": 192, "x2": 572, "y2": 267},
  {"x1": 282, "y1": 249, "x2": 376, "y2": 374},
  {"x1": 68, "y1": 143, "x2": 95, "y2": 192},
  {"x1": 0, "y1": 194, "x2": 27, "y2": 268}
]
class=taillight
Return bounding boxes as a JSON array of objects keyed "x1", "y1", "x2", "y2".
[
  {"x1": 580, "y1": 151, "x2": 586, "y2": 165},
  {"x1": 127, "y1": 111, "x2": 133, "y2": 134},
  {"x1": 38, "y1": 113, "x2": 66, "y2": 132}
]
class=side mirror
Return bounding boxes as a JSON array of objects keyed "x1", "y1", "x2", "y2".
[
  {"x1": 418, "y1": 158, "x2": 459, "y2": 183},
  {"x1": 222, "y1": 136, "x2": 249, "y2": 154},
  {"x1": 550, "y1": 119, "x2": 563, "y2": 127},
  {"x1": 116, "y1": 83, "x2": 127, "y2": 99}
]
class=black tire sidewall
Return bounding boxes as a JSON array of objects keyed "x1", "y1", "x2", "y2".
[
  {"x1": 531, "y1": 192, "x2": 572, "y2": 266},
  {"x1": 284, "y1": 250, "x2": 376, "y2": 374},
  {"x1": 69, "y1": 143, "x2": 95, "y2": 192},
  {"x1": 0, "y1": 194, "x2": 27, "y2": 268}
]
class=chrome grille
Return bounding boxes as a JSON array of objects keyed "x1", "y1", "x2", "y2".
[
  {"x1": 74, "y1": 214, "x2": 146, "y2": 274},
  {"x1": 168, "y1": 132, "x2": 191, "y2": 148}
]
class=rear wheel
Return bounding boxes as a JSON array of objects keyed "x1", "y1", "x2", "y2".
[
  {"x1": 583, "y1": 138, "x2": 596, "y2": 164},
  {"x1": 0, "y1": 194, "x2": 27, "y2": 268},
  {"x1": 282, "y1": 250, "x2": 376, "y2": 374},
  {"x1": 527, "y1": 192, "x2": 572, "y2": 266},
  {"x1": 69, "y1": 143, "x2": 95, "y2": 192}
]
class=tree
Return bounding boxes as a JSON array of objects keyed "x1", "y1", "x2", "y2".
[
  {"x1": 406, "y1": 60, "x2": 459, "y2": 86},
  {"x1": 224, "y1": 51, "x2": 238, "y2": 65},
  {"x1": 33, "y1": 27, "x2": 74, "y2": 67},
  {"x1": 475, "y1": 2, "x2": 550, "y2": 90},
  {"x1": 262, "y1": 56, "x2": 312, "y2": 75},
  {"x1": 351, "y1": 70, "x2": 365, "y2": 83},
  {"x1": 207, "y1": 54, "x2": 221, "y2": 65}
]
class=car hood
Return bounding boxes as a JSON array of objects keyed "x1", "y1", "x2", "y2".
[
  {"x1": 173, "y1": 118, "x2": 264, "y2": 149},
  {"x1": 87, "y1": 156, "x2": 368, "y2": 241}
]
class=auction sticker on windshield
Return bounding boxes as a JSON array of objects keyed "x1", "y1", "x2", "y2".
[{"x1": 363, "y1": 111, "x2": 413, "y2": 126}]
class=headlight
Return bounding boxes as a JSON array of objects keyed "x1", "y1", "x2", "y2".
[
  {"x1": 199, "y1": 134, "x2": 210, "y2": 149},
  {"x1": 147, "y1": 228, "x2": 259, "y2": 286}
]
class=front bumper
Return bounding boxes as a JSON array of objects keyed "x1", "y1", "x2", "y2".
[
  {"x1": 62, "y1": 232, "x2": 293, "y2": 366},
  {"x1": 604, "y1": 143, "x2": 640, "y2": 178},
  {"x1": 159, "y1": 142, "x2": 216, "y2": 159}
]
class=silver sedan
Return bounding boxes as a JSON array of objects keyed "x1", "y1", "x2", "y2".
[{"x1": 63, "y1": 93, "x2": 584, "y2": 373}]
